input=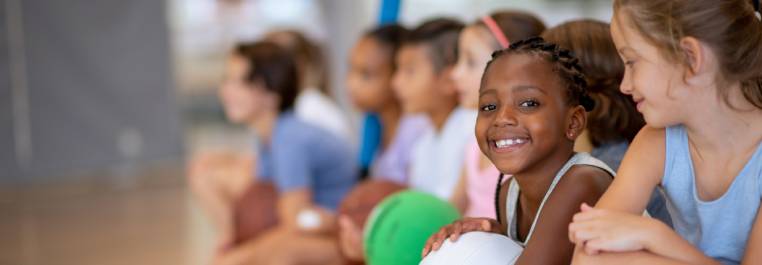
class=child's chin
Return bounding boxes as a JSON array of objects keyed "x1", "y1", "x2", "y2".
[
  {"x1": 493, "y1": 162, "x2": 524, "y2": 176},
  {"x1": 643, "y1": 114, "x2": 679, "y2": 129}
]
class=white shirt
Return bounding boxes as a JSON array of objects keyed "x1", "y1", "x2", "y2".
[
  {"x1": 294, "y1": 89, "x2": 353, "y2": 143},
  {"x1": 409, "y1": 107, "x2": 477, "y2": 200}
]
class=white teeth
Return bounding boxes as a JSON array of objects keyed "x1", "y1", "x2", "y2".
[{"x1": 495, "y1": 138, "x2": 527, "y2": 148}]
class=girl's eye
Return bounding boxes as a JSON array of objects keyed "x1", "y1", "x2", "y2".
[
  {"x1": 480, "y1": 104, "x2": 497, "y2": 112},
  {"x1": 519, "y1": 100, "x2": 540, "y2": 108},
  {"x1": 624, "y1": 60, "x2": 635, "y2": 67}
]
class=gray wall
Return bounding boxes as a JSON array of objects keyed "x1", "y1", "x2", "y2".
[
  {"x1": 1, "y1": 0, "x2": 183, "y2": 183},
  {"x1": 0, "y1": 1, "x2": 16, "y2": 178}
]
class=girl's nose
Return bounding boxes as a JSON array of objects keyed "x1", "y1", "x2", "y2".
[{"x1": 493, "y1": 106, "x2": 518, "y2": 128}]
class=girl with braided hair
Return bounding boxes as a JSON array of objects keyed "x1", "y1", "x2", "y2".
[
  {"x1": 449, "y1": 10, "x2": 546, "y2": 219},
  {"x1": 422, "y1": 37, "x2": 614, "y2": 265}
]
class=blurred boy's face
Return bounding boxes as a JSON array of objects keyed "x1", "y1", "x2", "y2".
[
  {"x1": 219, "y1": 55, "x2": 273, "y2": 124},
  {"x1": 392, "y1": 44, "x2": 440, "y2": 113},
  {"x1": 346, "y1": 37, "x2": 397, "y2": 112}
]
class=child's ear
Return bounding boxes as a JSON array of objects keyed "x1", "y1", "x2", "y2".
[
  {"x1": 679, "y1": 37, "x2": 714, "y2": 85},
  {"x1": 566, "y1": 105, "x2": 587, "y2": 141}
]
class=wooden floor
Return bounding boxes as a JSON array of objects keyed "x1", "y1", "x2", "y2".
[
  {"x1": 0, "y1": 180, "x2": 216, "y2": 265},
  {"x1": 0, "y1": 123, "x2": 253, "y2": 265}
]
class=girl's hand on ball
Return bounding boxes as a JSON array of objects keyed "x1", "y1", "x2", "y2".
[{"x1": 421, "y1": 218, "x2": 501, "y2": 257}]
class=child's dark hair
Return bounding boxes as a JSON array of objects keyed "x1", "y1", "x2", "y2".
[
  {"x1": 542, "y1": 20, "x2": 645, "y2": 146},
  {"x1": 364, "y1": 24, "x2": 410, "y2": 71},
  {"x1": 474, "y1": 10, "x2": 546, "y2": 48},
  {"x1": 614, "y1": 0, "x2": 762, "y2": 109},
  {"x1": 404, "y1": 18, "x2": 464, "y2": 72},
  {"x1": 484, "y1": 37, "x2": 596, "y2": 112},
  {"x1": 263, "y1": 30, "x2": 330, "y2": 96},
  {"x1": 234, "y1": 41, "x2": 299, "y2": 113}
]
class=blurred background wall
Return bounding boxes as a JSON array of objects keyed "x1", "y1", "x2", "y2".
[
  {"x1": 1, "y1": 0, "x2": 182, "y2": 184},
  {"x1": 0, "y1": 0, "x2": 614, "y2": 187}
]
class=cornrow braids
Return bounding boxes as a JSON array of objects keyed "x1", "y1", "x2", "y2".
[{"x1": 484, "y1": 37, "x2": 596, "y2": 112}]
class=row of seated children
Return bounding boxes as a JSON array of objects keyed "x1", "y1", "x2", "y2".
[
  {"x1": 424, "y1": 0, "x2": 762, "y2": 264},
  {"x1": 190, "y1": 0, "x2": 762, "y2": 263}
]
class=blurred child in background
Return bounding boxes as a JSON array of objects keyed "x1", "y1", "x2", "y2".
[
  {"x1": 392, "y1": 18, "x2": 469, "y2": 201},
  {"x1": 203, "y1": 41, "x2": 356, "y2": 265},
  {"x1": 264, "y1": 30, "x2": 353, "y2": 142},
  {"x1": 345, "y1": 24, "x2": 429, "y2": 185},
  {"x1": 336, "y1": 23, "x2": 431, "y2": 264}
]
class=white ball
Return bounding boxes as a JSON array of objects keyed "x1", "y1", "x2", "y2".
[{"x1": 420, "y1": 231, "x2": 523, "y2": 265}]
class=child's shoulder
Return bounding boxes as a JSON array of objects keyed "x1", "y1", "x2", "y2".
[
  {"x1": 547, "y1": 154, "x2": 616, "y2": 207},
  {"x1": 561, "y1": 164, "x2": 613, "y2": 196},
  {"x1": 531, "y1": 161, "x2": 614, "y2": 236},
  {"x1": 278, "y1": 114, "x2": 352, "y2": 150}
]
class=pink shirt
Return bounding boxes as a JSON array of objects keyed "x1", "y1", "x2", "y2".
[{"x1": 464, "y1": 140, "x2": 504, "y2": 218}]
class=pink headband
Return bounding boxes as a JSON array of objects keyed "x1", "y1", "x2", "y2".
[{"x1": 481, "y1": 16, "x2": 510, "y2": 49}]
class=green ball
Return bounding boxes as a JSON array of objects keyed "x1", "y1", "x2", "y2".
[{"x1": 363, "y1": 191, "x2": 461, "y2": 265}]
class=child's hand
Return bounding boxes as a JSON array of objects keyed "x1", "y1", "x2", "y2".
[
  {"x1": 421, "y1": 218, "x2": 502, "y2": 257},
  {"x1": 337, "y1": 215, "x2": 364, "y2": 262},
  {"x1": 568, "y1": 203, "x2": 660, "y2": 255}
]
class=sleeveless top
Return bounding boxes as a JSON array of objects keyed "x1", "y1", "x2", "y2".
[
  {"x1": 662, "y1": 125, "x2": 762, "y2": 265},
  {"x1": 505, "y1": 153, "x2": 615, "y2": 245}
]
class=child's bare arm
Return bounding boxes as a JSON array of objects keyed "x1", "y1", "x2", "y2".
[
  {"x1": 570, "y1": 207, "x2": 719, "y2": 265},
  {"x1": 278, "y1": 189, "x2": 336, "y2": 233},
  {"x1": 569, "y1": 127, "x2": 719, "y2": 264},
  {"x1": 594, "y1": 126, "x2": 665, "y2": 213},
  {"x1": 513, "y1": 165, "x2": 611, "y2": 265},
  {"x1": 571, "y1": 246, "x2": 714, "y2": 265}
]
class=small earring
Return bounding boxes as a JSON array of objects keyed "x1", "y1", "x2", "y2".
[{"x1": 568, "y1": 132, "x2": 574, "y2": 138}]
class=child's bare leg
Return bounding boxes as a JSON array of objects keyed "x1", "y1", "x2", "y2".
[
  {"x1": 225, "y1": 227, "x2": 343, "y2": 265},
  {"x1": 188, "y1": 172, "x2": 234, "y2": 244},
  {"x1": 187, "y1": 152, "x2": 253, "y2": 246}
]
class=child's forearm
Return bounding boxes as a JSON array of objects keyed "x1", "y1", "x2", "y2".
[
  {"x1": 573, "y1": 247, "x2": 698, "y2": 265},
  {"x1": 641, "y1": 220, "x2": 720, "y2": 265}
]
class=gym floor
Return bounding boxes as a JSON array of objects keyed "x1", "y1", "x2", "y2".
[
  {"x1": 0, "y1": 124, "x2": 250, "y2": 265},
  {"x1": 0, "y1": 175, "x2": 216, "y2": 265}
]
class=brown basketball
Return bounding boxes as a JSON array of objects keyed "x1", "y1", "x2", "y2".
[
  {"x1": 338, "y1": 179, "x2": 407, "y2": 229},
  {"x1": 232, "y1": 181, "x2": 279, "y2": 245}
]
